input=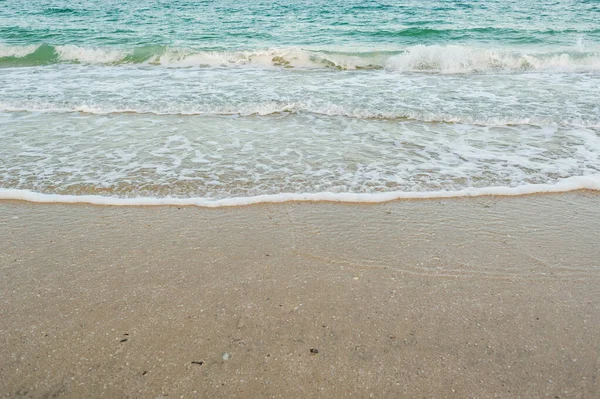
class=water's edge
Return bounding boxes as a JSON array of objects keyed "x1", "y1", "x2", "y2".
[{"x1": 1, "y1": 176, "x2": 598, "y2": 208}]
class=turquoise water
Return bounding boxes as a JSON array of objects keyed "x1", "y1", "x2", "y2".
[
  {"x1": 1, "y1": 0, "x2": 599, "y2": 203},
  {"x1": 2, "y1": 0, "x2": 600, "y2": 49},
  {"x1": 2, "y1": 0, "x2": 600, "y2": 66}
]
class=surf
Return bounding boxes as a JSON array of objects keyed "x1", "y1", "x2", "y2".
[{"x1": 2, "y1": 43, "x2": 600, "y2": 73}]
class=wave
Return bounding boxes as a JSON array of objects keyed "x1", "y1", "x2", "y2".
[
  {"x1": 1, "y1": 102, "x2": 597, "y2": 127},
  {"x1": 384, "y1": 45, "x2": 600, "y2": 73},
  {"x1": 1, "y1": 43, "x2": 600, "y2": 73},
  {"x1": 359, "y1": 26, "x2": 600, "y2": 39},
  {"x1": 1, "y1": 176, "x2": 599, "y2": 208},
  {"x1": 44, "y1": 7, "x2": 79, "y2": 15}
]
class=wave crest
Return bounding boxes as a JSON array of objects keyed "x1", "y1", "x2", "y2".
[
  {"x1": 384, "y1": 45, "x2": 600, "y2": 73},
  {"x1": 1, "y1": 43, "x2": 600, "y2": 73}
]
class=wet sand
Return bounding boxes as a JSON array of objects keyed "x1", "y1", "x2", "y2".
[{"x1": 1, "y1": 192, "x2": 599, "y2": 398}]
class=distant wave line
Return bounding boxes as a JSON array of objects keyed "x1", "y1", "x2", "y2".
[{"x1": 1, "y1": 103, "x2": 599, "y2": 128}]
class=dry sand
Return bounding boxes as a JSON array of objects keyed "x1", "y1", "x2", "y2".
[{"x1": 1, "y1": 192, "x2": 599, "y2": 398}]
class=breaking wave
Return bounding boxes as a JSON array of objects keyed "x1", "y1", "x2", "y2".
[{"x1": 2, "y1": 43, "x2": 600, "y2": 73}]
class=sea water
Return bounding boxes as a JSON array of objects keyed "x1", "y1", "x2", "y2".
[{"x1": 1, "y1": 0, "x2": 599, "y2": 205}]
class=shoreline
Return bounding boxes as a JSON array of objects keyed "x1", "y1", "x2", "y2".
[
  {"x1": 1, "y1": 175, "x2": 599, "y2": 208},
  {"x1": 0, "y1": 188, "x2": 599, "y2": 209},
  {"x1": 1, "y1": 192, "x2": 599, "y2": 397}
]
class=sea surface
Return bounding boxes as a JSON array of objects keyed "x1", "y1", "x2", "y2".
[{"x1": 1, "y1": 0, "x2": 599, "y2": 205}]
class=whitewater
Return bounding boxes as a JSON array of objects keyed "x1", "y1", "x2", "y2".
[{"x1": 1, "y1": 0, "x2": 599, "y2": 206}]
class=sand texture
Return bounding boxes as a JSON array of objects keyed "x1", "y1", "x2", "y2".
[{"x1": 1, "y1": 192, "x2": 599, "y2": 398}]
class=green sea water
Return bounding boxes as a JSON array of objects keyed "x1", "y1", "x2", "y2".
[
  {"x1": 1, "y1": 0, "x2": 599, "y2": 203},
  {"x1": 2, "y1": 0, "x2": 600, "y2": 50}
]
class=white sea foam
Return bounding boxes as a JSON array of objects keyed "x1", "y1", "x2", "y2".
[
  {"x1": 0, "y1": 43, "x2": 40, "y2": 58},
  {"x1": 1, "y1": 176, "x2": 599, "y2": 207},
  {"x1": 150, "y1": 46, "x2": 600, "y2": 72},
  {"x1": 384, "y1": 45, "x2": 600, "y2": 73},
  {"x1": 2, "y1": 97, "x2": 599, "y2": 204},
  {"x1": 155, "y1": 49, "x2": 315, "y2": 68},
  {"x1": 2, "y1": 43, "x2": 600, "y2": 72},
  {"x1": 55, "y1": 45, "x2": 127, "y2": 64}
]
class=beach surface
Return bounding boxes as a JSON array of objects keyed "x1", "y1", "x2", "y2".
[{"x1": 1, "y1": 192, "x2": 599, "y2": 398}]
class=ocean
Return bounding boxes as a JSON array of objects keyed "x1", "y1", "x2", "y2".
[{"x1": 1, "y1": 0, "x2": 599, "y2": 206}]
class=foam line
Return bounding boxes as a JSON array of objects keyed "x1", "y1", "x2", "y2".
[
  {"x1": 1, "y1": 176, "x2": 599, "y2": 208},
  {"x1": 0, "y1": 104, "x2": 598, "y2": 128}
]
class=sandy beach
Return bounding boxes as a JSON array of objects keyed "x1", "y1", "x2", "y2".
[{"x1": 1, "y1": 192, "x2": 599, "y2": 398}]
